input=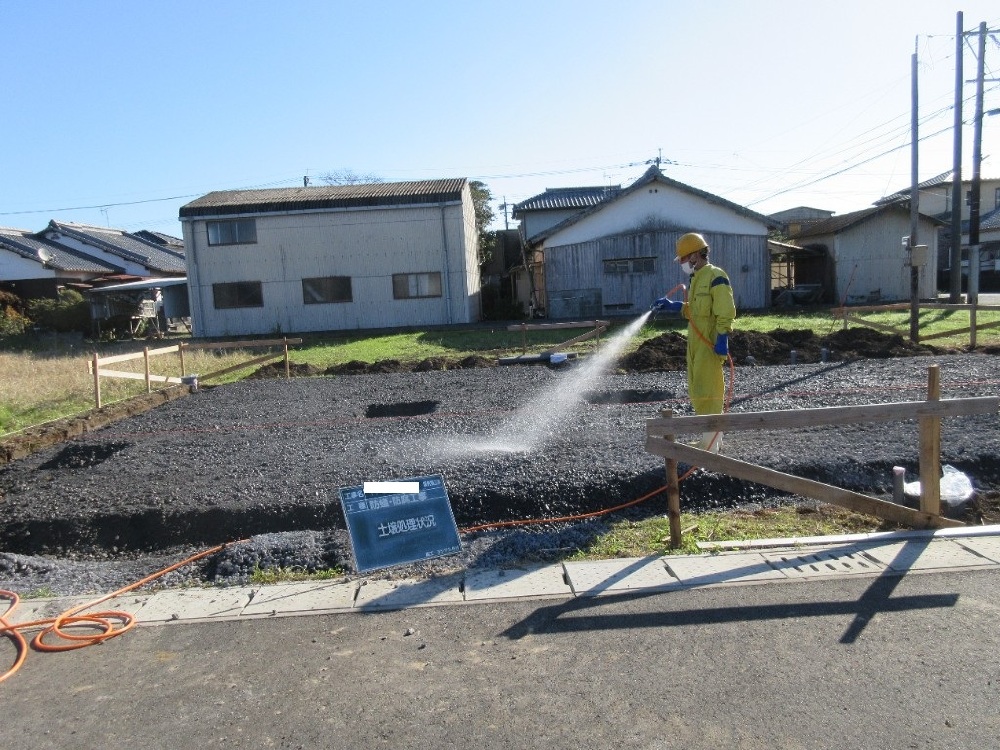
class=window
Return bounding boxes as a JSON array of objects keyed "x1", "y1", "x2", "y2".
[
  {"x1": 995, "y1": 187, "x2": 1000, "y2": 210},
  {"x1": 207, "y1": 219, "x2": 257, "y2": 246},
  {"x1": 213, "y1": 281, "x2": 263, "y2": 309},
  {"x1": 302, "y1": 276, "x2": 352, "y2": 304},
  {"x1": 393, "y1": 272, "x2": 442, "y2": 299},
  {"x1": 603, "y1": 257, "x2": 655, "y2": 275}
]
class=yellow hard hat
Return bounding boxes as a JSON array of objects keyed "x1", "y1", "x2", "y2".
[{"x1": 675, "y1": 232, "x2": 708, "y2": 261}]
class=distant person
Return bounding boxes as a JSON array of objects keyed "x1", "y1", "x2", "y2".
[{"x1": 652, "y1": 232, "x2": 736, "y2": 452}]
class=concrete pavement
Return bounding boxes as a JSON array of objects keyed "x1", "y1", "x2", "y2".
[
  {"x1": 3, "y1": 531, "x2": 1000, "y2": 749},
  {"x1": 7, "y1": 525, "x2": 1000, "y2": 627}
]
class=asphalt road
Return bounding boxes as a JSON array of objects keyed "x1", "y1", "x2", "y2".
[{"x1": 4, "y1": 569, "x2": 1000, "y2": 750}]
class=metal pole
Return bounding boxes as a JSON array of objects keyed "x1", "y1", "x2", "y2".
[
  {"x1": 967, "y1": 21, "x2": 987, "y2": 306},
  {"x1": 948, "y1": 11, "x2": 964, "y2": 303},
  {"x1": 909, "y1": 44, "x2": 920, "y2": 342}
]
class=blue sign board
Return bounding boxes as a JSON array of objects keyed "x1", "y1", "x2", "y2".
[{"x1": 339, "y1": 474, "x2": 462, "y2": 573}]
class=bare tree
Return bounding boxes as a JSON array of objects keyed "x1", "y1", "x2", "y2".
[{"x1": 318, "y1": 169, "x2": 384, "y2": 186}]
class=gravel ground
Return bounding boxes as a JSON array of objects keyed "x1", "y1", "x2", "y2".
[{"x1": 1, "y1": 352, "x2": 999, "y2": 597}]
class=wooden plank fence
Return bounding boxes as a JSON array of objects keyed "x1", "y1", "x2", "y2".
[
  {"x1": 88, "y1": 338, "x2": 302, "y2": 409},
  {"x1": 506, "y1": 320, "x2": 609, "y2": 355},
  {"x1": 833, "y1": 302, "x2": 1000, "y2": 347},
  {"x1": 646, "y1": 365, "x2": 997, "y2": 547}
]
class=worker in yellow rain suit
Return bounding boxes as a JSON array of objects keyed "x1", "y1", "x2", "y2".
[{"x1": 652, "y1": 232, "x2": 736, "y2": 452}]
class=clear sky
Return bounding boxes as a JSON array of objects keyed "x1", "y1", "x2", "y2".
[{"x1": 1, "y1": 1, "x2": 997, "y2": 238}]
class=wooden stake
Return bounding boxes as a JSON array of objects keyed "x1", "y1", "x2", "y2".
[
  {"x1": 92, "y1": 352, "x2": 101, "y2": 409},
  {"x1": 284, "y1": 337, "x2": 291, "y2": 380},
  {"x1": 919, "y1": 365, "x2": 941, "y2": 515},
  {"x1": 661, "y1": 409, "x2": 682, "y2": 548}
]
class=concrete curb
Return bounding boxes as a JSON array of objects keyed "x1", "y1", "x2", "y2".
[{"x1": 7, "y1": 525, "x2": 999, "y2": 628}]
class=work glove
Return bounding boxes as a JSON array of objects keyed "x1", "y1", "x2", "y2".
[
  {"x1": 651, "y1": 297, "x2": 683, "y2": 313},
  {"x1": 714, "y1": 333, "x2": 729, "y2": 356}
]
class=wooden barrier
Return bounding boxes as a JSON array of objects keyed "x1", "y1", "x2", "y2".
[
  {"x1": 646, "y1": 365, "x2": 997, "y2": 547},
  {"x1": 88, "y1": 337, "x2": 302, "y2": 409},
  {"x1": 833, "y1": 302, "x2": 1000, "y2": 347},
  {"x1": 506, "y1": 320, "x2": 609, "y2": 355}
]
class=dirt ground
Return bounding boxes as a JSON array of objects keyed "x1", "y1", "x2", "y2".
[{"x1": 2, "y1": 327, "x2": 999, "y2": 543}]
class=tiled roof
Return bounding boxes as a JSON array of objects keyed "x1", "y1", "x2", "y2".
[
  {"x1": 44, "y1": 221, "x2": 186, "y2": 274},
  {"x1": 512, "y1": 186, "x2": 622, "y2": 217},
  {"x1": 875, "y1": 171, "x2": 954, "y2": 205},
  {"x1": 132, "y1": 229, "x2": 184, "y2": 248},
  {"x1": 523, "y1": 166, "x2": 777, "y2": 246},
  {"x1": 0, "y1": 228, "x2": 122, "y2": 273},
  {"x1": 964, "y1": 205, "x2": 1000, "y2": 233},
  {"x1": 179, "y1": 179, "x2": 468, "y2": 218}
]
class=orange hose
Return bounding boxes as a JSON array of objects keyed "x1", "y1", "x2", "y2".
[
  {"x1": 1, "y1": 541, "x2": 239, "y2": 684},
  {"x1": 461, "y1": 483, "x2": 671, "y2": 534}
]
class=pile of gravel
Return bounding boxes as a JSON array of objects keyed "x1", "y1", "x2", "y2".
[{"x1": 1, "y1": 353, "x2": 998, "y2": 597}]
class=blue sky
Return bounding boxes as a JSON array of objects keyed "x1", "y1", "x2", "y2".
[{"x1": 1, "y1": 0, "x2": 997, "y2": 237}]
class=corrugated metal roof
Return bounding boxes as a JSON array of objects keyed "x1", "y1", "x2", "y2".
[
  {"x1": 179, "y1": 178, "x2": 468, "y2": 219},
  {"x1": 790, "y1": 205, "x2": 944, "y2": 239},
  {"x1": 512, "y1": 186, "x2": 622, "y2": 217},
  {"x1": 44, "y1": 221, "x2": 187, "y2": 274},
  {"x1": 791, "y1": 206, "x2": 883, "y2": 237},
  {"x1": 0, "y1": 228, "x2": 122, "y2": 273},
  {"x1": 87, "y1": 277, "x2": 187, "y2": 293}
]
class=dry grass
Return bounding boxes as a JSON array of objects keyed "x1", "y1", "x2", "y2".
[{"x1": 0, "y1": 344, "x2": 269, "y2": 435}]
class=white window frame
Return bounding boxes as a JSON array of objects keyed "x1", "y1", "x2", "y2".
[
  {"x1": 207, "y1": 219, "x2": 257, "y2": 246},
  {"x1": 392, "y1": 272, "x2": 442, "y2": 299}
]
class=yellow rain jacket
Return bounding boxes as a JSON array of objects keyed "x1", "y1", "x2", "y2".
[{"x1": 682, "y1": 263, "x2": 736, "y2": 415}]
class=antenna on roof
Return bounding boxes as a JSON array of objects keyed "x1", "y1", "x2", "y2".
[
  {"x1": 645, "y1": 149, "x2": 676, "y2": 169},
  {"x1": 37, "y1": 247, "x2": 52, "y2": 265}
]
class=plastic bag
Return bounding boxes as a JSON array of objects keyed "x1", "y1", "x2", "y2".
[
  {"x1": 940, "y1": 464, "x2": 974, "y2": 502},
  {"x1": 903, "y1": 464, "x2": 974, "y2": 503}
]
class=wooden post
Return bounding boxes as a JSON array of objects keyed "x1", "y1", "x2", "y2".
[
  {"x1": 284, "y1": 338, "x2": 291, "y2": 380},
  {"x1": 661, "y1": 409, "x2": 682, "y2": 548},
  {"x1": 179, "y1": 342, "x2": 186, "y2": 377},
  {"x1": 144, "y1": 346, "x2": 152, "y2": 393},
  {"x1": 92, "y1": 352, "x2": 101, "y2": 409},
  {"x1": 919, "y1": 365, "x2": 941, "y2": 515},
  {"x1": 520, "y1": 323, "x2": 527, "y2": 354}
]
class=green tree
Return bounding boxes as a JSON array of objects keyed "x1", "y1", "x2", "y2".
[
  {"x1": 26, "y1": 289, "x2": 90, "y2": 334},
  {"x1": 469, "y1": 180, "x2": 496, "y2": 266}
]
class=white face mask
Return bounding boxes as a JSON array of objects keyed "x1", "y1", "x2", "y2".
[{"x1": 680, "y1": 259, "x2": 696, "y2": 275}]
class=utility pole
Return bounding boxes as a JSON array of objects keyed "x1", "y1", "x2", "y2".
[
  {"x1": 948, "y1": 11, "x2": 964, "y2": 303},
  {"x1": 909, "y1": 40, "x2": 920, "y2": 341},
  {"x1": 498, "y1": 196, "x2": 512, "y2": 231},
  {"x1": 967, "y1": 21, "x2": 987, "y2": 305}
]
